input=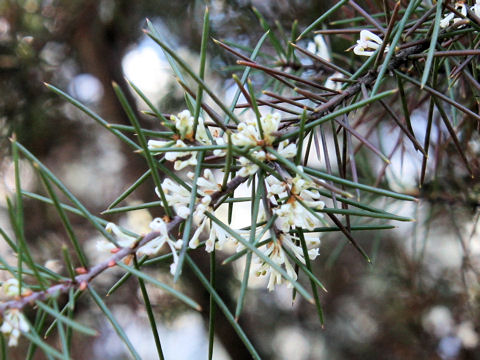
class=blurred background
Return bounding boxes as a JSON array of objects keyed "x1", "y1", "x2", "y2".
[{"x1": 1, "y1": 0, "x2": 480, "y2": 359}]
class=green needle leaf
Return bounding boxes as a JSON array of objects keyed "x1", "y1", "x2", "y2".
[
  {"x1": 88, "y1": 285, "x2": 142, "y2": 360},
  {"x1": 35, "y1": 301, "x2": 97, "y2": 336},
  {"x1": 421, "y1": 0, "x2": 443, "y2": 89},
  {"x1": 116, "y1": 262, "x2": 201, "y2": 311},
  {"x1": 186, "y1": 255, "x2": 261, "y2": 360},
  {"x1": 296, "y1": 0, "x2": 348, "y2": 41}
]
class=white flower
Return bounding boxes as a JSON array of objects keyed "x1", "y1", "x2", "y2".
[
  {"x1": 232, "y1": 112, "x2": 281, "y2": 147},
  {"x1": 156, "y1": 172, "x2": 220, "y2": 227},
  {"x1": 188, "y1": 216, "x2": 234, "y2": 252},
  {"x1": 473, "y1": 0, "x2": 480, "y2": 17},
  {"x1": 290, "y1": 172, "x2": 310, "y2": 195},
  {"x1": 166, "y1": 140, "x2": 198, "y2": 170},
  {"x1": 176, "y1": 206, "x2": 191, "y2": 219},
  {"x1": 188, "y1": 169, "x2": 221, "y2": 197},
  {"x1": 299, "y1": 188, "x2": 325, "y2": 210},
  {"x1": 307, "y1": 34, "x2": 331, "y2": 62},
  {"x1": 148, "y1": 110, "x2": 212, "y2": 169},
  {"x1": 440, "y1": 12, "x2": 455, "y2": 28},
  {"x1": 169, "y1": 260, "x2": 178, "y2": 276},
  {"x1": 252, "y1": 149, "x2": 266, "y2": 162},
  {"x1": 281, "y1": 233, "x2": 320, "y2": 263},
  {"x1": 98, "y1": 218, "x2": 182, "y2": 275},
  {"x1": 193, "y1": 196, "x2": 212, "y2": 223},
  {"x1": 276, "y1": 140, "x2": 297, "y2": 159},
  {"x1": 453, "y1": 2, "x2": 468, "y2": 24},
  {"x1": 167, "y1": 239, "x2": 184, "y2": 276},
  {"x1": 238, "y1": 155, "x2": 260, "y2": 177},
  {"x1": 171, "y1": 110, "x2": 195, "y2": 140},
  {"x1": 274, "y1": 200, "x2": 323, "y2": 232},
  {"x1": 353, "y1": 30, "x2": 387, "y2": 57},
  {"x1": 325, "y1": 72, "x2": 345, "y2": 92},
  {"x1": 1, "y1": 309, "x2": 29, "y2": 347},
  {"x1": 440, "y1": 1, "x2": 468, "y2": 28},
  {"x1": 147, "y1": 139, "x2": 172, "y2": 150},
  {"x1": 98, "y1": 218, "x2": 169, "y2": 256},
  {"x1": 189, "y1": 217, "x2": 209, "y2": 249},
  {"x1": 2, "y1": 279, "x2": 28, "y2": 298},
  {"x1": 148, "y1": 217, "x2": 168, "y2": 234},
  {"x1": 194, "y1": 117, "x2": 211, "y2": 144},
  {"x1": 149, "y1": 139, "x2": 198, "y2": 170},
  {"x1": 236, "y1": 149, "x2": 267, "y2": 177},
  {"x1": 156, "y1": 178, "x2": 191, "y2": 217},
  {"x1": 232, "y1": 122, "x2": 259, "y2": 147},
  {"x1": 254, "y1": 231, "x2": 321, "y2": 291},
  {"x1": 213, "y1": 135, "x2": 227, "y2": 157},
  {"x1": 205, "y1": 221, "x2": 232, "y2": 252},
  {"x1": 136, "y1": 217, "x2": 170, "y2": 256},
  {"x1": 137, "y1": 238, "x2": 167, "y2": 257},
  {"x1": 96, "y1": 223, "x2": 137, "y2": 252},
  {"x1": 254, "y1": 241, "x2": 297, "y2": 291},
  {"x1": 260, "y1": 113, "x2": 282, "y2": 145},
  {"x1": 291, "y1": 173, "x2": 325, "y2": 210},
  {"x1": 137, "y1": 218, "x2": 182, "y2": 274},
  {"x1": 266, "y1": 175, "x2": 288, "y2": 197},
  {"x1": 265, "y1": 172, "x2": 325, "y2": 233}
]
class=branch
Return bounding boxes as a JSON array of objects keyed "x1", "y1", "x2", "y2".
[
  {"x1": 270, "y1": 41, "x2": 431, "y2": 139},
  {"x1": 314, "y1": 42, "x2": 429, "y2": 116},
  {"x1": 0, "y1": 222, "x2": 173, "y2": 313},
  {"x1": 0, "y1": 175, "x2": 250, "y2": 314}
]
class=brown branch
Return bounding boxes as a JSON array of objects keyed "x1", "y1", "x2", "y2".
[
  {"x1": 0, "y1": 223, "x2": 172, "y2": 314},
  {"x1": 212, "y1": 175, "x2": 248, "y2": 208},
  {"x1": 270, "y1": 40, "x2": 432, "y2": 141},
  {"x1": 349, "y1": 0, "x2": 386, "y2": 35},
  {"x1": 0, "y1": 175, "x2": 251, "y2": 314}
]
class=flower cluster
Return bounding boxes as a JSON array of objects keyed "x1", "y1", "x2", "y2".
[
  {"x1": 232, "y1": 112, "x2": 296, "y2": 176},
  {"x1": 254, "y1": 232, "x2": 320, "y2": 291},
  {"x1": 118, "y1": 109, "x2": 323, "y2": 291},
  {"x1": 252, "y1": 171, "x2": 324, "y2": 291},
  {"x1": 353, "y1": 30, "x2": 388, "y2": 57},
  {"x1": 439, "y1": 1, "x2": 477, "y2": 29},
  {"x1": 1, "y1": 278, "x2": 29, "y2": 298},
  {"x1": 353, "y1": 2, "x2": 479, "y2": 56},
  {"x1": 232, "y1": 112, "x2": 281, "y2": 147},
  {"x1": 475, "y1": 0, "x2": 480, "y2": 16},
  {"x1": 148, "y1": 109, "x2": 296, "y2": 179},
  {"x1": 147, "y1": 110, "x2": 224, "y2": 170},
  {"x1": 1, "y1": 309, "x2": 30, "y2": 347},
  {"x1": 97, "y1": 218, "x2": 182, "y2": 275},
  {"x1": 268, "y1": 174, "x2": 325, "y2": 232},
  {"x1": 169, "y1": 109, "x2": 209, "y2": 142},
  {"x1": 97, "y1": 168, "x2": 234, "y2": 263},
  {"x1": 0, "y1": 279, "x2": 30, "y2": 347},
  {"x1": 155, "y1": 169, "x2": 232, "y2": 253}
]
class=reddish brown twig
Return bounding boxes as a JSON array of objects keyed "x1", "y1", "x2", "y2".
[
  {"x1": 0, "y1": 175, "x2": 250, "y2": 314},
  {"x1": 0, "y1": 225, "x2": 174, "y2": 313}
]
